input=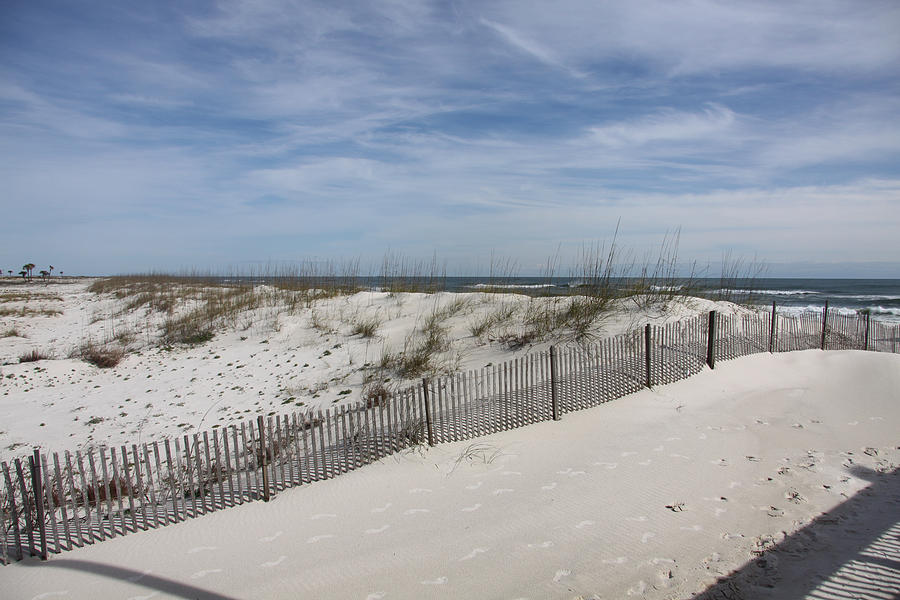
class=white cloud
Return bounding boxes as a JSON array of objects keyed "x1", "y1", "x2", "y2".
[{"x1": 588, "y1": 104, "x2": 738, "y2": 148}]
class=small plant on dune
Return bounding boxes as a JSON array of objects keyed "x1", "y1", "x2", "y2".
[
  {"x1": 19, "y1": 348, "x2": 50, "y2": 363},
  {"x1": 77, "y1": 342, "x2": 126, "y2": 368},
  {"x1": 2, "y1": 328, "x2": 24, "y2": 338},
  {"x1": 469, "y1": 302, "x2": 518, "y2": 341},
  {"x1": 449, "y1": 442, "x2": 505, "y2": 473},
  {"x1": 161, "y1": 317, "x2": 215, "y2": 346},
  {"x1": 351, "y1": 315, "x2": 383, "y2": 338},
  {"x1": 309, "y1": 307, "x2": 336, "y2": 334}
]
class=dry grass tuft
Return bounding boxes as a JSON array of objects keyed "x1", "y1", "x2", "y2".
[
  {"x1": 78, "y1": 342, "x2": 126, "y2": 368},
  {"x1": 19, "y1": 348, "x2": 50, "y2": 363},
  {"x1": 351, "y1": 315, "x2": 382, "y2": 338}
]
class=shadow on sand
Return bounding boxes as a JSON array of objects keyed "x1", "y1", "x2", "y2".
[
  {"x1": 694, "y1": 465, "x2": 900, "y2": 600},
  {"x1": 21, "y1": 558, "x2": 240, "y2": 600}
]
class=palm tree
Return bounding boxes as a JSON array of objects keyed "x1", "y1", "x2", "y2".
[
  {"x1": 49, "y1": 265, "x2": 54, "y2": 277},
  {"x1": 39, "y1": 270, "x2": 50, "y2": 280},
  {"x1": 19, "y1": 270, "x2": 27, "y2": 280},
  {"x1": 23, "y1": 263, "x2": 35, "y2": 280}
]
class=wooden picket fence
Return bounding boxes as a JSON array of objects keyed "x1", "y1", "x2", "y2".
[{"x1": 2, "y1": 304, "x2": 899, "y2": 564}]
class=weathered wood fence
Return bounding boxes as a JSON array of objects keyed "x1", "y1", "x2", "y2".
[{"x1": 2, "y1": 305, "x2": 899, "y2": 564}]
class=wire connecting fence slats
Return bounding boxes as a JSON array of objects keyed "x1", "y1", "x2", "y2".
[{"x1": 3, "y1": 307, "x2": 900, "y2": 564}]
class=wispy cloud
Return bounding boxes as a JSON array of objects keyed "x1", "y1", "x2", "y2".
[{"x1": 0, "y1": 0, "x2": 898, "y2": 274}]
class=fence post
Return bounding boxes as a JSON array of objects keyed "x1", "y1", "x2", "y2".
[
  {"x1": 257, "y1": 416, "x2": 270, "y2": 502},
  {"x1": 421, "y1": 379, "x2": 435, "y2": 446},
  {"x1": 30, "y1": 450, "x2": 47, "y2": 560},
  {"x1": 706, "y1": 311, "x2": 717, "y2": 369},
  {"x1": 821, "y1": 301, "x2": 829, "y2": 350},
  {"x1": 768, "y1": 302, "x2": 777, "y2": 353},
  {"x1": 864, "y1": 312, "x2": 870, "y2": 351},
  {"x1": 644, "y1": 324, "x2": 652, "y2": 388},
  {"x1": 549, "y1": 346, "x2": 560, "y2": 421}
]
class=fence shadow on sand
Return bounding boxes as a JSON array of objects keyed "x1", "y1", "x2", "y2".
[{"x1": 695, "y1": 465, "x2": 900, "y2": 600}]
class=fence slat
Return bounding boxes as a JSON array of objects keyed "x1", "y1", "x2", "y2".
[
  {"x1": 2, "y1": 461, "x2": 23, "y2": 561},
  {"x1": 39, "y1": 453, "x2": 59, "y2": 554}
]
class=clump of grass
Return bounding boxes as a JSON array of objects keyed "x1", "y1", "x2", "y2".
[
  {"x1": 78, "y1": 342, "x2": 126, "y2": 368},
  {"x1": 0, "y1": 307, "x2": 63, "y2": 317},
  {"x1": 380, "y1": 311, "x2": 454, "y2": 379},
  {"x1": 0, "y1": 292, "x2": 63, "y2": 303},
  {"x1": 309, "y1": 308, "x2": 336, "y2": 334},
  {"x1": 469, "y1": 302, "x2": 518, "y2": 340},
  {"x1": 2, "y1": 328, "x2": 24, "y2": 338},
  {"x1": 19, "y1": 349, "x2": 50, "y2": 363},
  {"x1": 351, "y1": 315, "x2": 382, "y2": 338},
  {"x1": 162, "y1": 318, "x2": 215, "y2": 346}
]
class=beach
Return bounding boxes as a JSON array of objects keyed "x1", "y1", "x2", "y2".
[
  {"x1": 1, "y1": 278, "x2": 898, "y2": 598},
  {"x1": 1, "y1": 349, "x2": 898, "y2": 599}
]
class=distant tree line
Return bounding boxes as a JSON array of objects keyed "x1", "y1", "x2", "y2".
[{"x1": 5, "y1": 264, "x2": 63, "y2": 280}]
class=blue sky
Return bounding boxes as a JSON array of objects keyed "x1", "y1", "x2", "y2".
[{"x1": 2, "y1": 0, "x2": 899, "y2": 276}]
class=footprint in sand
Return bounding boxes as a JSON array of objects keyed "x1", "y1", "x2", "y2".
[
  {"x1": 627, "y1": 580, "x2": 648, "y2": 595},
  {"x1": 461, "y1": 503, "x2": 482, "y2": 512},
  {"x1": 422, "y1": 577, "x2": 447, "y2": 585},
  {"x1": 722, "y1": 533, "x2": 744, "y2": 540},
  {"x1": 310, "y1": 513, "x2": 337, "y2": 520},
  {"x1": 680, "y1": 525, "x2": 703, "y2": 531},
  {"x1": 541, "y1": 482, "x2": 558, "y2": 490},
  {"x1": 466, "y1": 481, "x2": 483, "y2": 490},
  {"x1": 621, "y1": 451, "x2": 637, "y2": 457},
  {"x1": 869, "y1": 416, "x2": 884, "y2": 421},
  {"x1": 371, "y1": 502, "x2": 392, "y2": 513},
  {"x1": 552, "y1": 569, "x2": 571, "y2": 582},
  {"x1": 638, "y1": 460, "x2": 652, "y2": 466},
  {"x1": 502, "y1": 471, "x2": 522, "y2": 476},
  {"x1": 259, "y1": 531, "x2": 283, "y2": 543},
  {"x1": 698, "y1": 433, "x2": 708, "y2": 440},
  {"x1": 127, "y1": 593, "x2": 157, "y2": 600},
  {"x1": 492, "y1": 488, "x2": 514, "y2": 495},
  {"x1": 404, "y1": 508, "x2": 430, "y2": 515},
  {"x1": 190, "y1": 569, "x2": 223, "y2": 579},
  {"x1": 365, "y1": 593, "x2": 386, "y2": 600},
  {"x1": 729, "y1": 481, "x2": 742, "y2": 489},
  {"x1": 527, "y1": 541, "x2": 554, "y2": 549},
  {"x1": 715, "y1": 508, "x2": 727, "y2": 517},
  {"x1": 459, "y1": 548, "x2": 488, "y2": 561},
  {"x1": 307, "y1": 534, "x2": 335, "y2": 543},
  {"x1": 365, "y1": 525, "x2": 390, "y2": 534},
  {"x1": 626, "y1": 516, "x2": 648, "y2": 522},
  {"x1": 670, "y1": 453, "x2": 690, "y2": 460},
  {"x1": 188, "y1": 546, "x2": 217, "y2": 554},
  {"x1": 651, "y1": 557, "x2": 676, "y2": 565},
  {"x1": 594, "y1": 462, "x2": 618, "y2": 469},
  {"x1": 32, "y1": 593, "x2": 70, "y2": 600},
  {"x1": 261, "y1": 556, "x2": 287, "y2": 568},
  {"x1": 602, "y1": 556, "x2": 628, "y2": 565},
  {"x1": 575, "y1": 520, "x2": 594, "y2": 529},
  {"x1": 711, "y1": 458, "x2": 728, "y2": 467},
  {"x1": 653, "y1": 445, "x2": 664, "y2": 452},
  {"x1": 641, "y1": 532, "x2": 656, "y2": 543},
  {"x1": 408, "y1": 488, "x2": 432, "y2": 494}
]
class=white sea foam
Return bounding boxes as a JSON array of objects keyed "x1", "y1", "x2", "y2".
[{"x1": 469, "y1": 283, "x2": 556, "y2": 290}]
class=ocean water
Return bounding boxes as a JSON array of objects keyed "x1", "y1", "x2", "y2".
[{"x1": 438, "y1": 277, "x2": 900, "y2": 323}]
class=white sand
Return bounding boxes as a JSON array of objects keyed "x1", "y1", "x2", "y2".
[{"x1": 2, "y1": 349, "x2": 898, "y2": 599}]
